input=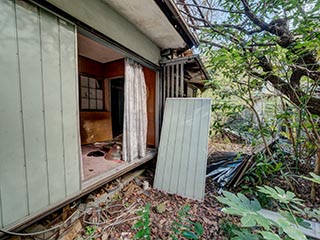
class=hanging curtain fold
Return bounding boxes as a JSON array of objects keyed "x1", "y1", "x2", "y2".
[{"x1": 122, "y1": 58, "x2": 147, "y2": 162}]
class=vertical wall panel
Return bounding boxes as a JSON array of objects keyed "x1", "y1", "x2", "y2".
[
  {"x1": 177, "y1": 101, "x2": 194, "y2": 196},
  {"x1": 154, "y1": 98, "x2": 211, "y2": 200},
  {"x1": 168, "y1": 100, "x2": 187, "y2": 193},
  {"x1": 59, "y1": 21, "x2": 81, "y2": 195},
  {"x1": 40, "y1": 9, "x2": 66, "y2": 204},
  {"x1": 0, "y1": 0, "x2": 29, "y2": 226},
  {"x1": 161, "y1": 100, "x2": 179, "y2": 190},
  {"x1": 16, "y1": 0, "x2": 49, "y2": 213},
  {"x1": 194, "y1": 100, "x2": 211, "y2": 199},
  {"x1": 185, "y1": 100, "x2": 201, "y2": 198},
  {"x1": 153, "y1": 97, "x2": 174, "y2": 189},
  {"x1": 0, "y1": 0, "x2": 80, "y2": 228}
]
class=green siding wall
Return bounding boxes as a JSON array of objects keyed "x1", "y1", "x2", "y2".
[
  {"x1": 45, "y1": 0, "x2": 161, "y2": 65},
  {"x1": 0, "y1": 0, "x2": 80, "y2": 228}
]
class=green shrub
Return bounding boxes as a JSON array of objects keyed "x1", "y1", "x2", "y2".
[{"x1": 216, "y1": 186, "x2": 313, "y2": 240}]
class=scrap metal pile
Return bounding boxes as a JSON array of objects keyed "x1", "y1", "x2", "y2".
[{"x1": 206, "y1": 137, "x2": 292, "y2": 191}]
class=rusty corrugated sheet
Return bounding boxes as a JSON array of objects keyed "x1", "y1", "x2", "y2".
[{"x1": 154, "y1": 98, "x2": 211, "y2": 200}]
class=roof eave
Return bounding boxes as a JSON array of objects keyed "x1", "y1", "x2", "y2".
[
  {"x1": 154, "y1": 0, "x2": 199, "y2": 48},
  {"x1": 194, "y1": 55, "x2": 211, "y2": 81}
]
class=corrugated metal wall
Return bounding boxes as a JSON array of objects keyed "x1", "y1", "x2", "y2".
[
  {"x1": 0, "y1": 0, "x2": 80, "y2": 228},
  {"x1": 154, "y1": 98, "x2": 211, "y2": 200}
]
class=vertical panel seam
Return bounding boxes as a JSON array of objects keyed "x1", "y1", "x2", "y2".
[
  {"x1": 14, "y1": 0, "x2": 30, "y2": 215},
  {"x1": 203, "y1": 100, "x2": 211, "y2": 199},
  {"x1": 73, "y1": 25, "x2": 82, "y2": 190},
  {"x1": 200, "y1": 100, "x2": 210, "y2": 199},
  {"x1": 168, "y1": 100, "x2": 181, "y2": 192},
  {"x1": 193, "y1": 100, "x2": 203, "y2": 198},
  {"x1": 175, "y1": 100, "x2": 185, "y2": 192},
  {"x1": 160, "y1": 99, "x2": 173, "y2": 189},
  {"x1": 58, "y1": 20, "x2": 68, "y2": 197},
  {"x1": 38, "y1": 7, "x2": 51, "y2": 206},
  {"x1": 0, "y1": 186, "x2": 3, "y2": 227},
  {"x1": 190, "y1": 99, "x2": 199, "y2": 198},
  {"x1": 184, "y1": 99, "x2": 195, "y2": 197}
]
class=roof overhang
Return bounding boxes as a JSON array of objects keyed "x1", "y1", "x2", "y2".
[
  {"x1": 154, "y1": 0, "x2": 199, "y2": 48},
  {"x1": 105, "y1": 0, "x2": 198, "y2": 49}
]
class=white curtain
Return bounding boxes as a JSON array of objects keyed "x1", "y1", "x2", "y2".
[{"x1": 122, "y1": 58, "x2": 147, "y2": 162}]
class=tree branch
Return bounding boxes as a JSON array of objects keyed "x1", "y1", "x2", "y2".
[
  {"x1": 265, "y1": 73, "x2": 320, "y2": 116},
  {"x1": 188, "y1": 20, "x2": 262, "y2": 35},
  {"x1": 177, "y1": 0, "x2": 196, "y2": 25},
  {"x1": 181, "y1": 10, "x2": 241, "y2": 43},
  {"x1": 250, "y1": 70, "x2": 320, "y2": 115},
  {"x1": 240, "y1": 0, "x2": 269, "y2": 30},
  {"x1": 240, "y1": 0, "x2": 294, "y2": 47},
  {"x1": 191, "y1": 0, "x2": 206, "y2": 20},
  {"x1": 291, "y1": 65, "x2": 320, "y2": 82},
  {"x1": 176, "y1": 2, "x2": 245, "y2": 14},
  {"x1": 200, "y1": 39, "x2": 228, "y2": 49}
]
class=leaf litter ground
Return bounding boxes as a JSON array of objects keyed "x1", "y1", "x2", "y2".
[{"x1": 8, "y1": 141, "x2": 318, "y2": 239}]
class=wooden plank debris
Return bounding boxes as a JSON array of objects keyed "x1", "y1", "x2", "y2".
[{"x1": 59, "y1": 220, "x2": 82, "y2": 240}]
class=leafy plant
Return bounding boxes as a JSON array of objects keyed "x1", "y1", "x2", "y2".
[
  {"x1": 171, "y1": 205, "x2": 204, "y2": 240},
  {"x1": 133, "y1": 203, "x2": 151, "y2": 240},
  {"x1": 245, "y1": 152, "x2": 284, "y2": 186},
  {"x1": 216, "y1": 186, "x2": 313, "y2": 240},
  {"x1": 257, "y1": 186, "x2": 304, "y2": 206},
  {"x1": 219, "y1": 220, "x2": 241, "y2": 238},
  {"x1": 85, "y1": 225, "x2": 96, "y2": 239},
  {"x1": 302, "y1": 172, "x2": 320, "y2": 184}
]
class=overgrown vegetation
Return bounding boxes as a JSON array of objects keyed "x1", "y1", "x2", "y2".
[
  {"x1": 176, "y1": 0, "x2": 320, "y2": 201},
  {"x1": 217, "y1": 175, "x2": 320, "y2": 239},
  {"x1": 133, "y1": 204, "x2": 204, "y2": 239},
  {"x1": 133, "y1": 203, "x2": 151, "y2": 240},
  {"x1": 170, "y1": 205, "x2": 204, "y2": 240}
]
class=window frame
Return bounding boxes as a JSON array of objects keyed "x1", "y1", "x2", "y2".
[{"x1": 79, "y1": 73, "x2": 105, "y2": 111}]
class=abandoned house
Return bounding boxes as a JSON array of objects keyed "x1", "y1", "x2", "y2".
[{"x1": 0, "y1": 0, "x2": 210, "y2": 232}]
